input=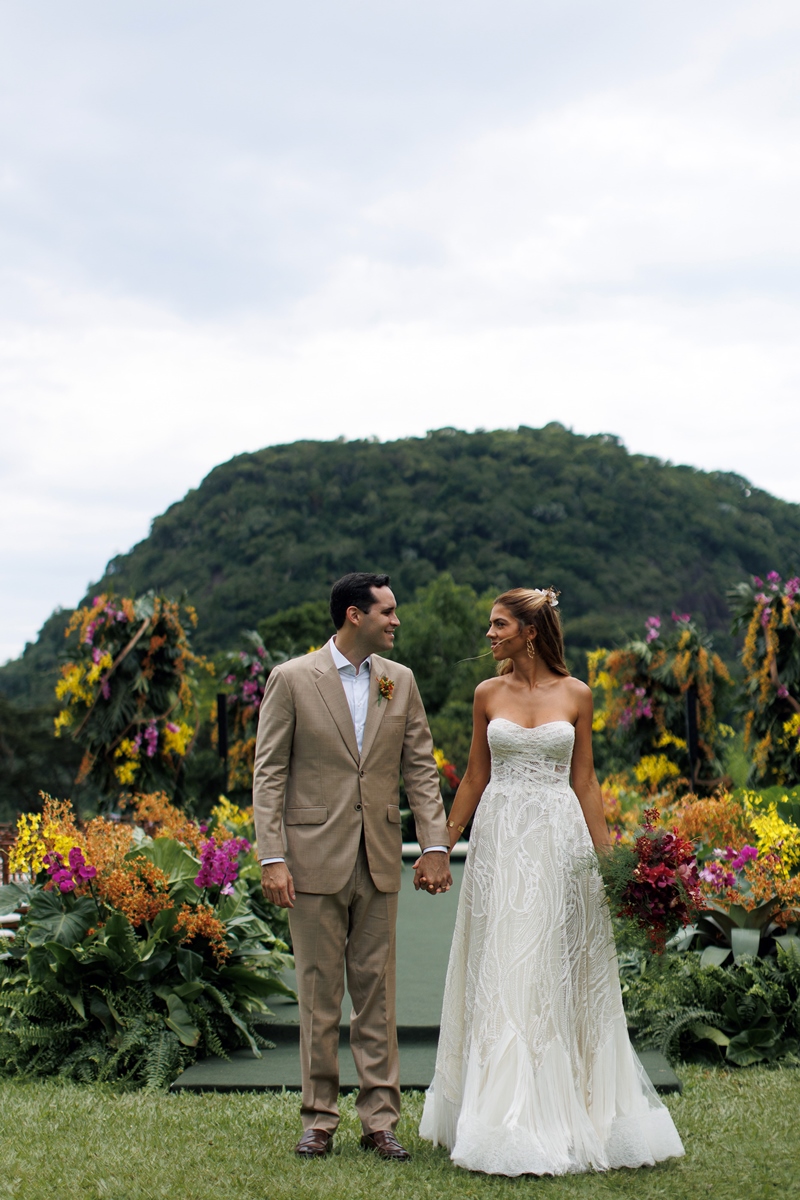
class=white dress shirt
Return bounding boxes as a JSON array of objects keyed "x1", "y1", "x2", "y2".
[{"x1": 261, "y1": 637, "x2": 447, "y2": 865}]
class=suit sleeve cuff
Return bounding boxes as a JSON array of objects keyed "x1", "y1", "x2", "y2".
[
  {"x1": 260, "y1": 857, "x2": 286, "y2": 865},
  {"x1": 420, "y1": 845, "x2": 448, "y2": 854}
]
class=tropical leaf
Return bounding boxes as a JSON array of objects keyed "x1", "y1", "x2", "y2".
[
  {"x1": 0, "y1": 882, "x2": 32, "y2": 916},
  {"x1": 25, "y1": 893, "x2": 96, "y2": 948},
  {"x1": 164, "y1": 994, "x2": 200, "y2": 1047},
  {"x1": 131, "y1": 838, "x2": 201, "y2": 904}
]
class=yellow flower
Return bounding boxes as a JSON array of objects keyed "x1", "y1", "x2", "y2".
[
  {"x1": 113, "y1": 737, "x2": 140, "y2": 785},
  {"x1": 592, "y1": 711, "x2": 607, "y2": 732},
  {"x1": 656, "y1": 730, "x2": 687, "y2": 751},
  {"x1": 7, "y1": 813, "x2": 45, "y2": 874},
  {"x1": 86, "y1": 651, "x2": 113, "y2": 686},
  {"x1": 777, "y1": 713, "x2": 800, "y2": 755},
  {"x1": 41, "y1": 821, "x2": 80, "y2": 860},
  {"x1": 433, "y1": 748, "x2": 447, "y2": 770},
  {"x1": 748, "y1": 802, "x2": 800, "y2": 878},
  {"x1": 211, "y1": 795, "x2": 252, "y2": 830},
  {"x1": 633, "y1": 754, "x2": 680, "y2": 788},
  {"x1": 717, "y1": 724, "x2": 736, "y2": 740},
  {"x1": 114, "y1": 760, "x2": 138, "y2": 785},
  {"x1": 162, "y1": 721, "x2": 194, "y2": 757},
  {"x1": 53, "y1": 709, "x2": 73, "y2": 737}
]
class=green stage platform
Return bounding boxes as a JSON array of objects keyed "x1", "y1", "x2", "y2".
[{"x1": 172, "y1": 858, "x2": 681, "y2": 1095}]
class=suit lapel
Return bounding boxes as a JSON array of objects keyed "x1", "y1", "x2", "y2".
[
  {"x1": 360, "y1": 654, "x2": 390, "y2": 765},
  {"x1": 314, "y1": 646, "x2": 360, "y2": 764}
]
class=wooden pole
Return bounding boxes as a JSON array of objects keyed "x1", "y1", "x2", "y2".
[
  {"x1": 685, "y1": 684, "x2": 699, "y2": 790},
  {"x1": 217, "y1": 694, "x2": 229, "y2": 793}
]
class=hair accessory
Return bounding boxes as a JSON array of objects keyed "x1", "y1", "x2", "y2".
[{"x1": 531, "y1": 587, "x2": 559, "y2": 608}]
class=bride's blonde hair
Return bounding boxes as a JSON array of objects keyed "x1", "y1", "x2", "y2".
[{"x1": 494, "y1": 588, "x2": 569, "y2": 677}]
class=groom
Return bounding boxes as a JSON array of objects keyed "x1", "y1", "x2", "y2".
[{"x1": 254, "y1": 572, "x2": 452, "y2": 1161}]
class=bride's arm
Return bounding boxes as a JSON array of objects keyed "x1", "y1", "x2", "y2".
[
  {"x1": 570, "y1": 683, "x2": 612, "y2": 852},
  {"x1": 442, "y1": 684, "x2": 492, "y2": 852}
]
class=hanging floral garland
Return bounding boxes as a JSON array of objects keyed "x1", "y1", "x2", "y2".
[
  {"x1": 54, "y1": 591, "x2": 209, "y2": 795},
  {"x1": 589, "y1": 612, "x2": 733, "y2": 790},
  {"x1": 731, "y1": 572, "x2": 800, "y2": 785}
]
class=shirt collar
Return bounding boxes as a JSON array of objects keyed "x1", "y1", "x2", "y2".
[{"x1": 329, "y1": 636, "x2": 371, "y2": 675}]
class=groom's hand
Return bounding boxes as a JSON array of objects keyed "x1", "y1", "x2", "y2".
[
  {"x1": 261, "y1": 862, "x2": 296, "y2": 909},
  {"x1": 413, "y1": 851, "x2": 452, "y2": 895}
]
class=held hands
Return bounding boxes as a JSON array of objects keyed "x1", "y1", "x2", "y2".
[
  {"x1": 261, "y1": 861, "x2": 296, "y2": 909},
  {"x1": 413, "y1": 850, "x2": 452, "y2": 895}
]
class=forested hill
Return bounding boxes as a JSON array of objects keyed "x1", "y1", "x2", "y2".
[{"x1": 4, "y1": 423, "x2": 800, "y2": 700}]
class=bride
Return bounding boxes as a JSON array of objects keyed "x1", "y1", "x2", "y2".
[{"x1": 418, "y1": 587, "x2": 685, "y2": 1176}]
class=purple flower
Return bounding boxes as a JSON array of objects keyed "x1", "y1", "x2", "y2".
[
  {"x1": 645, "y1": 615, "x2": 661, "y2": 643},
  {"x1": 753, "y1": 576, "x2": 763, "y2": 588},
  {"x1": 761, "y1": 607, "x2": 772, "y2": 628},
  {"x1": 144, "y1": 722, "x2": 159, "y2": 757},
  {"x1": 225, "y1": 674, "x2": 236, "y2": 685},
  {"x1": 194, "y1": 837, "x2": 243, "y2": 891},
  {"x1": 671, "y1": 611, "x2": 691, "y2": 624},
  {"x1": 777, "y1": 685, "x2": 789, "y2": 699},
  {"x1": 166, "y1": 722, "x2": 179, "y2": 733},
  {"x1": 84, "y1": 621, "x2": 97, "y2": 645},
  {"x1": 786, "y1": 577, "x2": 800, "y2": 600},
  {"x1": 69, "y1": 847, "x2": 97, "y2": 881},
  {"x1": 767, "y1": 571, "x2": 781, "y2": 588},
  {"x1": 731, "y1": 845, "x2": 758, "y2": 871},
  {"x1": 101, "y1": 677, "x2": 111, "y2": 701},
  {"x1": 92, "y1": 646, "x2": 103, "y2": 664},
  {"x1": 700, "y1": 860, "x2": 735, "y2": 890}
]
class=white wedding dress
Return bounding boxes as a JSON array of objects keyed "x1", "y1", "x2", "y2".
[{"x1": 419, "y1": 719, "x2": 684, "y2": 1175}]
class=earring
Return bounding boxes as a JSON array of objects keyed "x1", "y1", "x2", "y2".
[{"x1": 526, "y1": 638, "x2": 536, "y2": 660}]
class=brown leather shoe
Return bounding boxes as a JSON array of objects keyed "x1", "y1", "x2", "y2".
[
  {"x1": 294, "y1": 1129, "x2": 333, "y2": 1157},
  {"x1": 360, "y1": 1130, "x2": 411, "y2": 1161}
]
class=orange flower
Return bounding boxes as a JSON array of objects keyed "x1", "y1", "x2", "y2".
[
  {"x1": 121, "y1": 791, "x2": 206, "y2": 853},
  {"x1": 81, "y1": 816, "x2": 134, "y2": 873},
  {"x1": 99, "y1": 858, "x2": 174, "y2": 927},
  {"x1": 175, "y1": 903, "x2": 230, "y2": 964},
  {"x1": 672, "y1": 793, "x2": 752, "y2": 850}
]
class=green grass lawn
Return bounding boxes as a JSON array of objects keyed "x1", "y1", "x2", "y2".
[{"x1": 1, "y1": 1067, "x2": 798, "y2": 1200}]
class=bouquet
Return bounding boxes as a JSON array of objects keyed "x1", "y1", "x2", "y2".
[{"x1": 596, "y1": 807, "x2": 705, "y2": 953}]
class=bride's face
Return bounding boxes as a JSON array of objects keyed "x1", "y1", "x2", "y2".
[{"x1": 487, "y1": 604, "x2": 530, "y2": 659}]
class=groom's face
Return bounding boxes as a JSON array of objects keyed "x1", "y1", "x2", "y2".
[{"x1": 359, "y1": 586, "x2": 400, "y2": 653}]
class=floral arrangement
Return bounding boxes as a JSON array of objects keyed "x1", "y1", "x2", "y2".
[
  {"x1": 53, "y1": 591, "x2": 209, "y2": 794},
  {"x1": 217, "y1": 631, "x2": 292, "y2": 792},
  {"x1": 730, "y1": 571, "x2": 800, "y2": 785},
  {"x1": 376, "y1": 675, "x2": 395, "y2": 705},
  {"x1": 589, "y1": 613, "x2": 733, "y2": 789},
  {"x1": 595, "y1": 807, "x2": 704, "y2": 953},
  {"x1": 433, "y1": 747, "x2": 461, "y2": 793},
  {"x1": 0, "y1": 792, "x2": 292, "y2": 1088}
]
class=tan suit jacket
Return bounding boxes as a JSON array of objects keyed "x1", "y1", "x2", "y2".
[{"x1": 253, "y1": 644, "x2": 447, "y2": 893}]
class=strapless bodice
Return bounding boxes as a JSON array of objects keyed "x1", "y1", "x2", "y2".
[{"x1": 487, "y1": 718, "x2": 574, "y2": 788}]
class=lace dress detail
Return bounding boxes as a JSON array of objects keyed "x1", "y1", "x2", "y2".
[{"x1": 419, "y1": 719, "x2": 684, "y2": 1175}]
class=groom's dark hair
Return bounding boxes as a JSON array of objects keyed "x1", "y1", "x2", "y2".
[{"x1": 330, "y1": 572, "x2": 391, "y2": 629}]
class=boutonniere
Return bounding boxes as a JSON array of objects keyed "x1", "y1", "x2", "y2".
[{"x1": 376, "y1": 676, "x2": 395, "y2": 705}]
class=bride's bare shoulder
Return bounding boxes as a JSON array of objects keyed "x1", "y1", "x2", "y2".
[
  {"x1": 561, "y1": 675, "x2": 591, "y2": 698},
  {"x1": 474, "y1": 677, "x2": 505, "y2": 702},
  {"x1": 560, "y1": 675, "x2": 592, "y2": 710}
]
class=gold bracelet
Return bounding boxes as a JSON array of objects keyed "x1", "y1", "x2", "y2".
[{"x1": 446, "y1": 819, "x2": 466, "y2": 833}]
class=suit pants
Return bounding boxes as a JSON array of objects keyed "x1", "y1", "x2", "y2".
[{"x1": 288, "y1": 837, "x2": 400, "y2": 1134}]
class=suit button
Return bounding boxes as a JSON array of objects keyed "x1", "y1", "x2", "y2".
[
  {"x1": 354, "y1": 803, "x2": 362, "y2": 811},
  {"x1": 359, "y1": 769, "x2": 365, "y2": 777}
]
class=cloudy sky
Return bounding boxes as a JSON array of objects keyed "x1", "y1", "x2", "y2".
[{"x1": 2, "y1": 1, "x2": 799, "y2": 663}]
